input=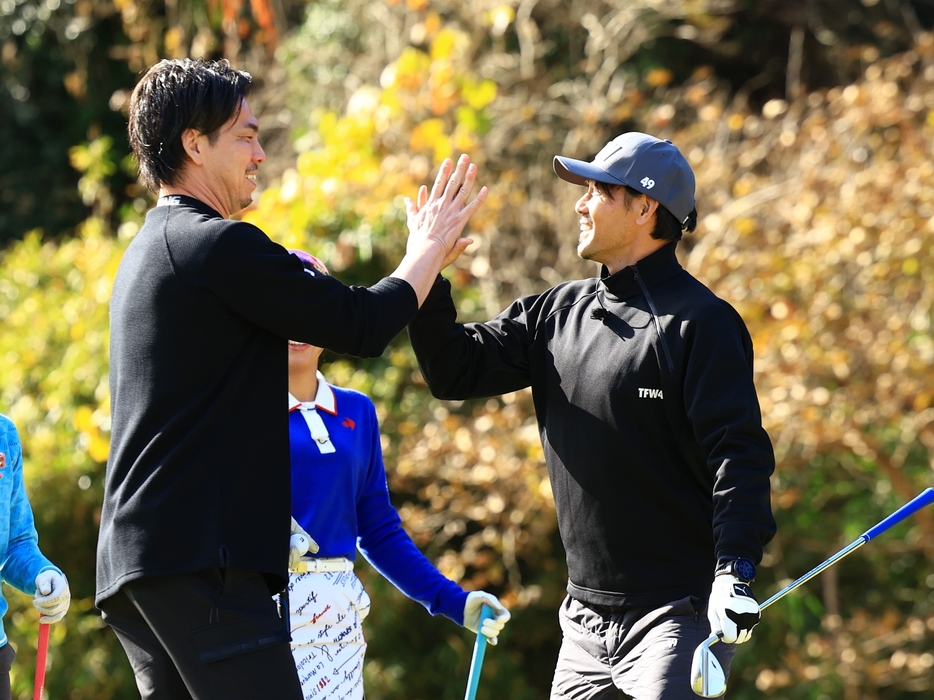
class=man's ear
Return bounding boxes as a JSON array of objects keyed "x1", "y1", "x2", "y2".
[
  {"x1": 636, "y1": 196, "x2": 660, "y2": 224},
  {"x1": 180, "y1": 128, "x2": 206, "y2": 166}
]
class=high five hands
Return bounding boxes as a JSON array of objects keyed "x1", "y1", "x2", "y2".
[{"x1": 404, "y1": 154, "x2": 487, "y2": 271}]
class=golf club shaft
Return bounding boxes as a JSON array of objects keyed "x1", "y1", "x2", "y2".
[
  {"x1": 763, "y1": 487, "x2": 934, "y2": 609},
  {"x1": 703, "y1": 487, "x2": 934, "y2": 647},
  {"x1": 34, "y1": 619, "x2": 49, "y2": 700},
  {"x1": 760, "y1": 539, "x2": 864, "y2": 610},
  {"x1": 464, "y1": 605, "x2": 495, "y2": 700}
]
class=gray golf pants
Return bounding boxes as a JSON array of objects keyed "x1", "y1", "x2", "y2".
[{"x1": 550, "y1": 595, "x2": 735, "y2": 700}]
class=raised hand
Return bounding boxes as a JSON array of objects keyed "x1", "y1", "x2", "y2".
[
  {"x1": 391, "y1": 155, "x2": 487, "y2": 305},
  {"x1": 404, "y1": 154, "x2": 486, "y2": 272}
]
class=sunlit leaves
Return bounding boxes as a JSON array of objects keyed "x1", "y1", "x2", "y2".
[
  {"x1": 8, "y1": 0, "x2": 934, "y2": 697},
  {"x1": 382, "y1": 46, "x2": 432, "y2": 91},
  {"x1": 0, "y1": 228, "x2": 132, "y2": 698},
  {"x1": 410, "y1": 118, "x2": 451, "y2": 160},
  {"x1": 246, "y1": 8, "x2": 499, "y2": 280},
  {"x1": 461, "y1": 78, "x2": 497, "y2": 111}
]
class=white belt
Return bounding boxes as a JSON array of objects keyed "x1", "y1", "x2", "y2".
[{"x1": 290, "y1": 557, "x2": 354, "y2": 574}]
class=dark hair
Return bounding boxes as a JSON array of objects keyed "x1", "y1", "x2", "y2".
[
  {"x1": 128, "y1": 58, "x2": 253, "y2": 192},
  {"x1": 654, "y1": 204, "x2": 697, "y2": 241},
  {"x1": 594, "y1": 181, "x2": 697, "y2": 241}
]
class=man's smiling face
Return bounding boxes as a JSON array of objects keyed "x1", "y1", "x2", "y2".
[{"x1": 196, "y1": 98, "x2": 265, "y2": 217}]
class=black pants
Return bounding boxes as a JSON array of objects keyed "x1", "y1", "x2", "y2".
[
  {"x1": 0, "y1": 642, "x2": 15, "y2": 700},
  {"x1": 100, "y1": 568, "x2": 302, "y2": 700}
]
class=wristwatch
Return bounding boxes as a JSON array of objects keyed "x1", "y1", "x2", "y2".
[{"x1": 715, "y1": 557, "x2": 757, "y2": 583}]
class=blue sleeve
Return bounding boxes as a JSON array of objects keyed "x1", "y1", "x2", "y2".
[
  {"x1": 0, "y1": 419, "x2": 59, "y2": 594},
  {"x1": 354, "y1": 405, "x2": 468, "y2": 625}
]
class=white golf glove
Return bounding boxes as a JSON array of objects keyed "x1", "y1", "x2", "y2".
[
  {"x1": 707, "y1": 574, "x2": 760, "y2": 644},
  {"x1": 463, "y1": 591, "x2": 511, "y2": 646},
  {"x1": 289, "y1": 517, "x2": 319, "y2": 568},
  {"x1": 34, "y1": 569, "x2": 70, "y2": 624}
]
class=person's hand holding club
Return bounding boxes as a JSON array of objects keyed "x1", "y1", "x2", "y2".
[
  {"x1": 463, "y1": 592, "x2": 510, "y2": 645},
  {"x1": 33, "y1": 569, "x2": 70, "y2": 624},
  {"x1": 707, "y1": 574, "x2": 760, "y2": 645}
]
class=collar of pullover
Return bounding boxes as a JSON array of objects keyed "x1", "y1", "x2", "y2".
[
  {"x1": 599, "y1": 242, "x2": 682, "y2": 302},
  {"x1": 156, "y1": 194, "x2": 223, "y2": 219}
]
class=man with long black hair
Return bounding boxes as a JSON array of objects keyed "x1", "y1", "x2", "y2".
[
  {"x1": 96, "y1": 58, "x2": 485, "y2": 699},
  {"x1": 409, "y1": 132, "x2": 776, "y2": 699}
]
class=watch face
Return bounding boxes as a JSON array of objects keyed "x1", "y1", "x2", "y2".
[{"x1": 736, "y1": 559, "x2": 756, "y2": 581}]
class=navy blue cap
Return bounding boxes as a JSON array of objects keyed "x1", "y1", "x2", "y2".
[{"x1": 554, "y1": 132, "x2": 696, "y2": 225}]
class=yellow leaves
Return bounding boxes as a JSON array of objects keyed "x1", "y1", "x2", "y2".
[
  {"x1": 461, "y1": 78, "x2": 497, "y2": 111},
  {"x1": 77, "y1": 216, "x2": 107, "y2": 240},
  {"x1": 611, "y1": 103, "x2": 635, "y2": 123},
  {"x1": 1, "y1": 227, "x2": 120, "y2": 483},
  {"x1": 735, "y1": 217, "x2": 758, "y2": 236},
  {"x1": 68, "y1": 137, "x2": 114, "y2": 176},
  {"x1": 164, "y1": 26, "x2": 185, "y2": 56},
  {"x1": 87, "y1": 433, "x2": 110, "y2": 463},
  {"x1": 645, "y1": 68, "x2": 674, "y2": 88},
  {"x1": 445, "y1": 121, "x2": 475, "y2": 154},
  {"x1": 73, "y1": 406, "x2": 110, "y2": 463},
  {"x1": 732, "y1": 175, "x2": 757, "y2": 198},
  {"x1": 430, "y1": 27, "x2": 469, "y2": 62},
  {"x1": 727, "y1": 113, "x2": 745, "y2": 130},
  {"x1": 317, "y1": 110, "x2": 376, "y2": 152},
  {"x1": 73, "y1": 406, "x2": 94, "y2": 434},
  {"x1": 410, "y1": 118, "x2": 452, "y2": 161},
  {"x1": 429, "y1": 71, "x2": 458, "y2": 115},
  {"x1": 424, "y1": 12, "x2": 442, "y2": 36},
  {"x1": 384, "y1": 47, "x2": 431, "y2": 91},
  {"x1": 251, "y1": 15, "x2": 494, "y2": 257}
]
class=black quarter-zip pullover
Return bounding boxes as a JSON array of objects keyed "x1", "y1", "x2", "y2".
[
  {"x1": 97, "y1": 195, "x2": 417, "y2": 604},
  {"x1": 409, "y1": 242, "x2": 775, "y2": 608}
]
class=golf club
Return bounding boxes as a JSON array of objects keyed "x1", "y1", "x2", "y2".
[
  {"x1": 464, "y1": 604, "x2": 495, "y2": 700},
  {"x1": 691, "y1": 487, "x2": 934, "y2": 697},
  {"x1": 34, "y1": 618, "x2": 49, "y2": 700}
]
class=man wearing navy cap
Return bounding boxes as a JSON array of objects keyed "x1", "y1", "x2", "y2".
[{"x1": 408, "y1": 132, "x2": 776, "y2": 698}]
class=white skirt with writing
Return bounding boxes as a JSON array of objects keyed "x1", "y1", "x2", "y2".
[{"x1": 288, "y1": 569, "x2": 372, "y2": 700}]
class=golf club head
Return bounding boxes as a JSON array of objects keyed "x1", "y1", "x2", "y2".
[{"x1": 690, "y1": 635, "x2": 727, "y2": 697}]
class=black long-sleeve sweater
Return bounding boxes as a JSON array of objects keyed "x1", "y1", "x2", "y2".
[
  {"x1": 408, "y1": 242, "x2": 776, "y2": 608},
  {"x1": 96, "y1": 196, "x2": 416, "y2": 604}
]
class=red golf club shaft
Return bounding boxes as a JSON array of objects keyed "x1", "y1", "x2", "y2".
[{"x1": 34, "y1": 620, "x2": 49, "y2": 700}]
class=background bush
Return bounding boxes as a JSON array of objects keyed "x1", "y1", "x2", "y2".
[{"x1": 3, "y1": 0, "x2": 934, "y2": 697}]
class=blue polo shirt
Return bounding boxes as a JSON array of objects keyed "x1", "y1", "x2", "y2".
[{"x1": 288, "y1": 376, "x2": 468, "y2": 624}]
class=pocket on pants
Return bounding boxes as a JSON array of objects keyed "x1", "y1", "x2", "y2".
[
  {"x1": 353, "y1": 581, "x2": 372, "y2": 622},
  {"x1": 191, "y1": 611, "x2": 290, "y2": 664}
]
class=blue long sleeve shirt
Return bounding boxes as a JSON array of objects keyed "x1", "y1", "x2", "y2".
[
  {"x1": 0, "y1": 415, "x2": 62, "y2": 646},
  {"x1": 288, "y1": 376, "x2": 468, "y2": 624}
]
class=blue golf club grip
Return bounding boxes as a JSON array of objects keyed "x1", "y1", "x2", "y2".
[
  {"x1": 863, "y1": 488, "x2": 934, "y2": 541},
  {"x1": 464, "y1": 605, "x2": 495, "y2": 700}
]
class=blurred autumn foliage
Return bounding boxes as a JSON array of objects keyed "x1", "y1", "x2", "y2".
[{"x1": 4, "y1": 0, "x2": 934, "y2": 698}]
